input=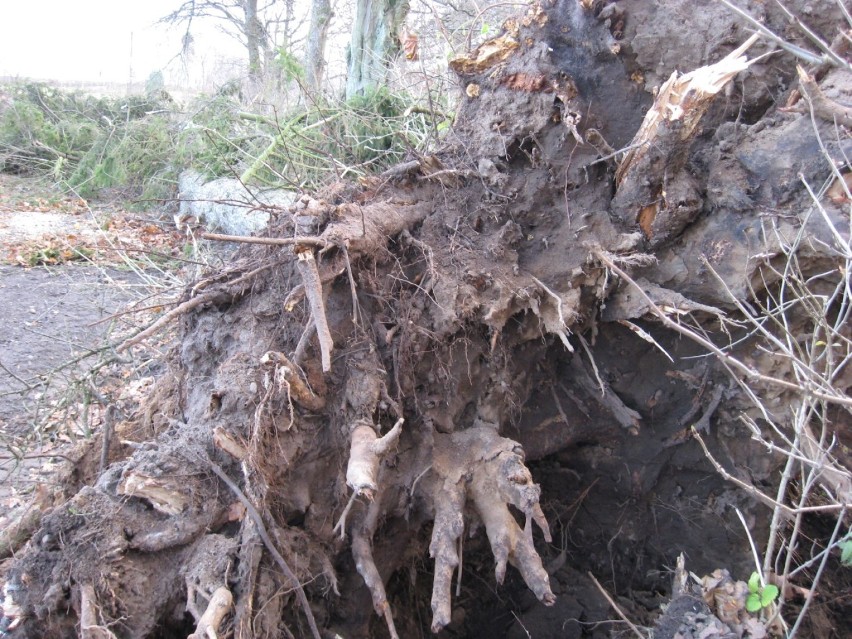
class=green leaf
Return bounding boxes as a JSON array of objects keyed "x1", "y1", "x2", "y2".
[
  {"x1": 841, "y1": 538, "x2": 852, "y2": 566},
  {"x1": 748, "y1": 572, "x2": 761, "y2": 593},
  {"x1": 761, "y1": 584, "x2": 779, "y2": 606},
  {"x1": 746, "y1": 593, "x2": 762, "y2": 613}
]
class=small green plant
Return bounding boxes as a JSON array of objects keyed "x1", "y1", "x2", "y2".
[
  {"x1": 841, "y1": 532, "x2": 852, "y2": 567},
  {"x1": 746, "y1": 572, "x2": 779, "y2": 613}
]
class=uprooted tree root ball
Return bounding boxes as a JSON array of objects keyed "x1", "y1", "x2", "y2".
[{"x1": 2, "y1": 1, "x2": 851, "y2": 637}]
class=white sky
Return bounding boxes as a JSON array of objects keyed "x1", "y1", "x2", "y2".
[{"x1": 0, "y1": 1, "x2": 244, "y2": 85}]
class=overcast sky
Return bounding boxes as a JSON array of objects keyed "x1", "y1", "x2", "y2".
[{"x1": 0, "y1": 0, "x2": 243, "y2": 85}]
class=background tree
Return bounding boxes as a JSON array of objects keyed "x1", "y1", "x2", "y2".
[
  {"x1": 162, "y1": 0, "x2": 303, "y2": 82},
  {"x1": 345, "y1": 0, "x2": 410, "y2": 98},
  {"x1": 304, "y1": 0, "x2": 333, "y2": 93}
]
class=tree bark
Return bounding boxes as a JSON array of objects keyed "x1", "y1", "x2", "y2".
[
  {"x1": 304, "y1": 0, "x2": 333, "y2": 93},
  {"x1": 345, "y1": 0, "x2": 410, "y2": 98},
  {"x1": 244, "y1": 0, "x2": 264, "y2": 80}
]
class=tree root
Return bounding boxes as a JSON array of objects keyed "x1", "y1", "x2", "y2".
[
  {"x1": 187, "y1": 586, "x2": 233, "y2": 639},
  {"x1": 335, "y1": 418, "x2": 404, "y2": 537},
  {"x1": 79, "y1": 584, "x2": 117, "y2": 639},
  {"x1": 333, "y1": 418, "x2": 405, "y2": 636},
  {"x1": 429, "y1": 427, "x2": 554, "y2": 633},
  {"x1": 795, "y1": 64, "x2": 852, "y2": 127},
  {"x1": 347, "y1": 419, "x2": 404, "y2": 498},
  {"x1": 260, "y1": 351, "x2": 325, "y2": 411},
  {"x1": 295, "y1": 248, "x2": 334, "y2": 372},
  {"x1": 352, "y1": 500, "x2": 400, "y2": 639}
]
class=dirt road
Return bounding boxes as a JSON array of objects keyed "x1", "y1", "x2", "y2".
[{"x1": 0, "y1": 175, "x2": 180, "y2": 511}]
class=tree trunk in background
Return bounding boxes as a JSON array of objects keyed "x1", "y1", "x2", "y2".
[
  {"x1": 244, "y1": 0, "x2": 264, "y2": 80},
  {"x1": 304, "y1": 0, "x2": 333, "y2": 94},
  {"x1": 345, "y1": 0, "x2": 410, "y2": 99}
]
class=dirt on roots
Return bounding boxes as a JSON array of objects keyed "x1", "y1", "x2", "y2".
[{"x1": 2, "y1": 1, "x2": 852, "y2": 638}]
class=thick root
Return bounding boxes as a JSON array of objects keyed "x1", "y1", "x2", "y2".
[
  {"x1": 187, "y1": 587, "x2": 233, "y2": 639},
  {"x1": 429, "y1": 427, "x2": 554, "y2": 633},
  {"x1": 336, "y1": 418, "x2": 405, "y2": 637},
  {"x1": 342, "y1": 418, "x2": 404, "y2": 502},
  {"x1": 352, "y1": 501, "x2": 399, "y2": 639},
  {"x1": 79, "y1": 584, "x2": 118, "y2": 639}
]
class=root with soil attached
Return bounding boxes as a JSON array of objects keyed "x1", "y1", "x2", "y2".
[
  {"x1": 429, "y1": 427, "x2": 554, "y2": 633},
  {"x1": 2, "y1": 2, "x2": 851, "y2": 638}
]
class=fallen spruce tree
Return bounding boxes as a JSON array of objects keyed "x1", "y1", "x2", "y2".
[{"x1": 2, "y1": 1, "x2": 851, "y2": 637}]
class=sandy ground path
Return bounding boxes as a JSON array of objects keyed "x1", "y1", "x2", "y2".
[{"x1": 0, "y1": 175, "x2": 183, "y2": 513}]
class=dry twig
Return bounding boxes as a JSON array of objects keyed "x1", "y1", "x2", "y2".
[{"x1": 204, "y1": 458, "x2": 322, "y2": 639}]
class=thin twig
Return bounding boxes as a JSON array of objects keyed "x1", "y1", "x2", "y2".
[
  {"x1": 201, "y1": 231, "x2": 328, "y2": 247},
  {"x1": 117, "y1": 262, "x2": 273, "y2": 352},
  {"x1": 719, "y1": 1, "x2": 825, "y2": 65},
  {"x1": 99, "y1": 405, "x2": 115, "y2": 474},
  {"x1": 204, "y1": 458, "x2": 322, "y2": 639},
  {"x1": 595, "y1": 251, "x2": 852, "y2": 407},
  {"x1": 772, "y1": 0, "x2": 851, "y2": 69},
  {"x1": 587, "y1": 572, "x2": 646, "y2": 639},
  {"x1": 735, "y1": 507, "x2": 765, "y2": 583},
  {"x1": 788, "y1": 507, "x2": 847, "y2": 637},
  {"x1": 694, "y1": 429, "x2": 850, "y2": 513}
]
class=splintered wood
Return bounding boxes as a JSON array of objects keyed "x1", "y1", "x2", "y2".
[
  {"x1": 295, "y1": 248, "x2": 334, "y2": 372},
  {"x1": 613, "y1": 34, "x2": 760, "y2": 244}
]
